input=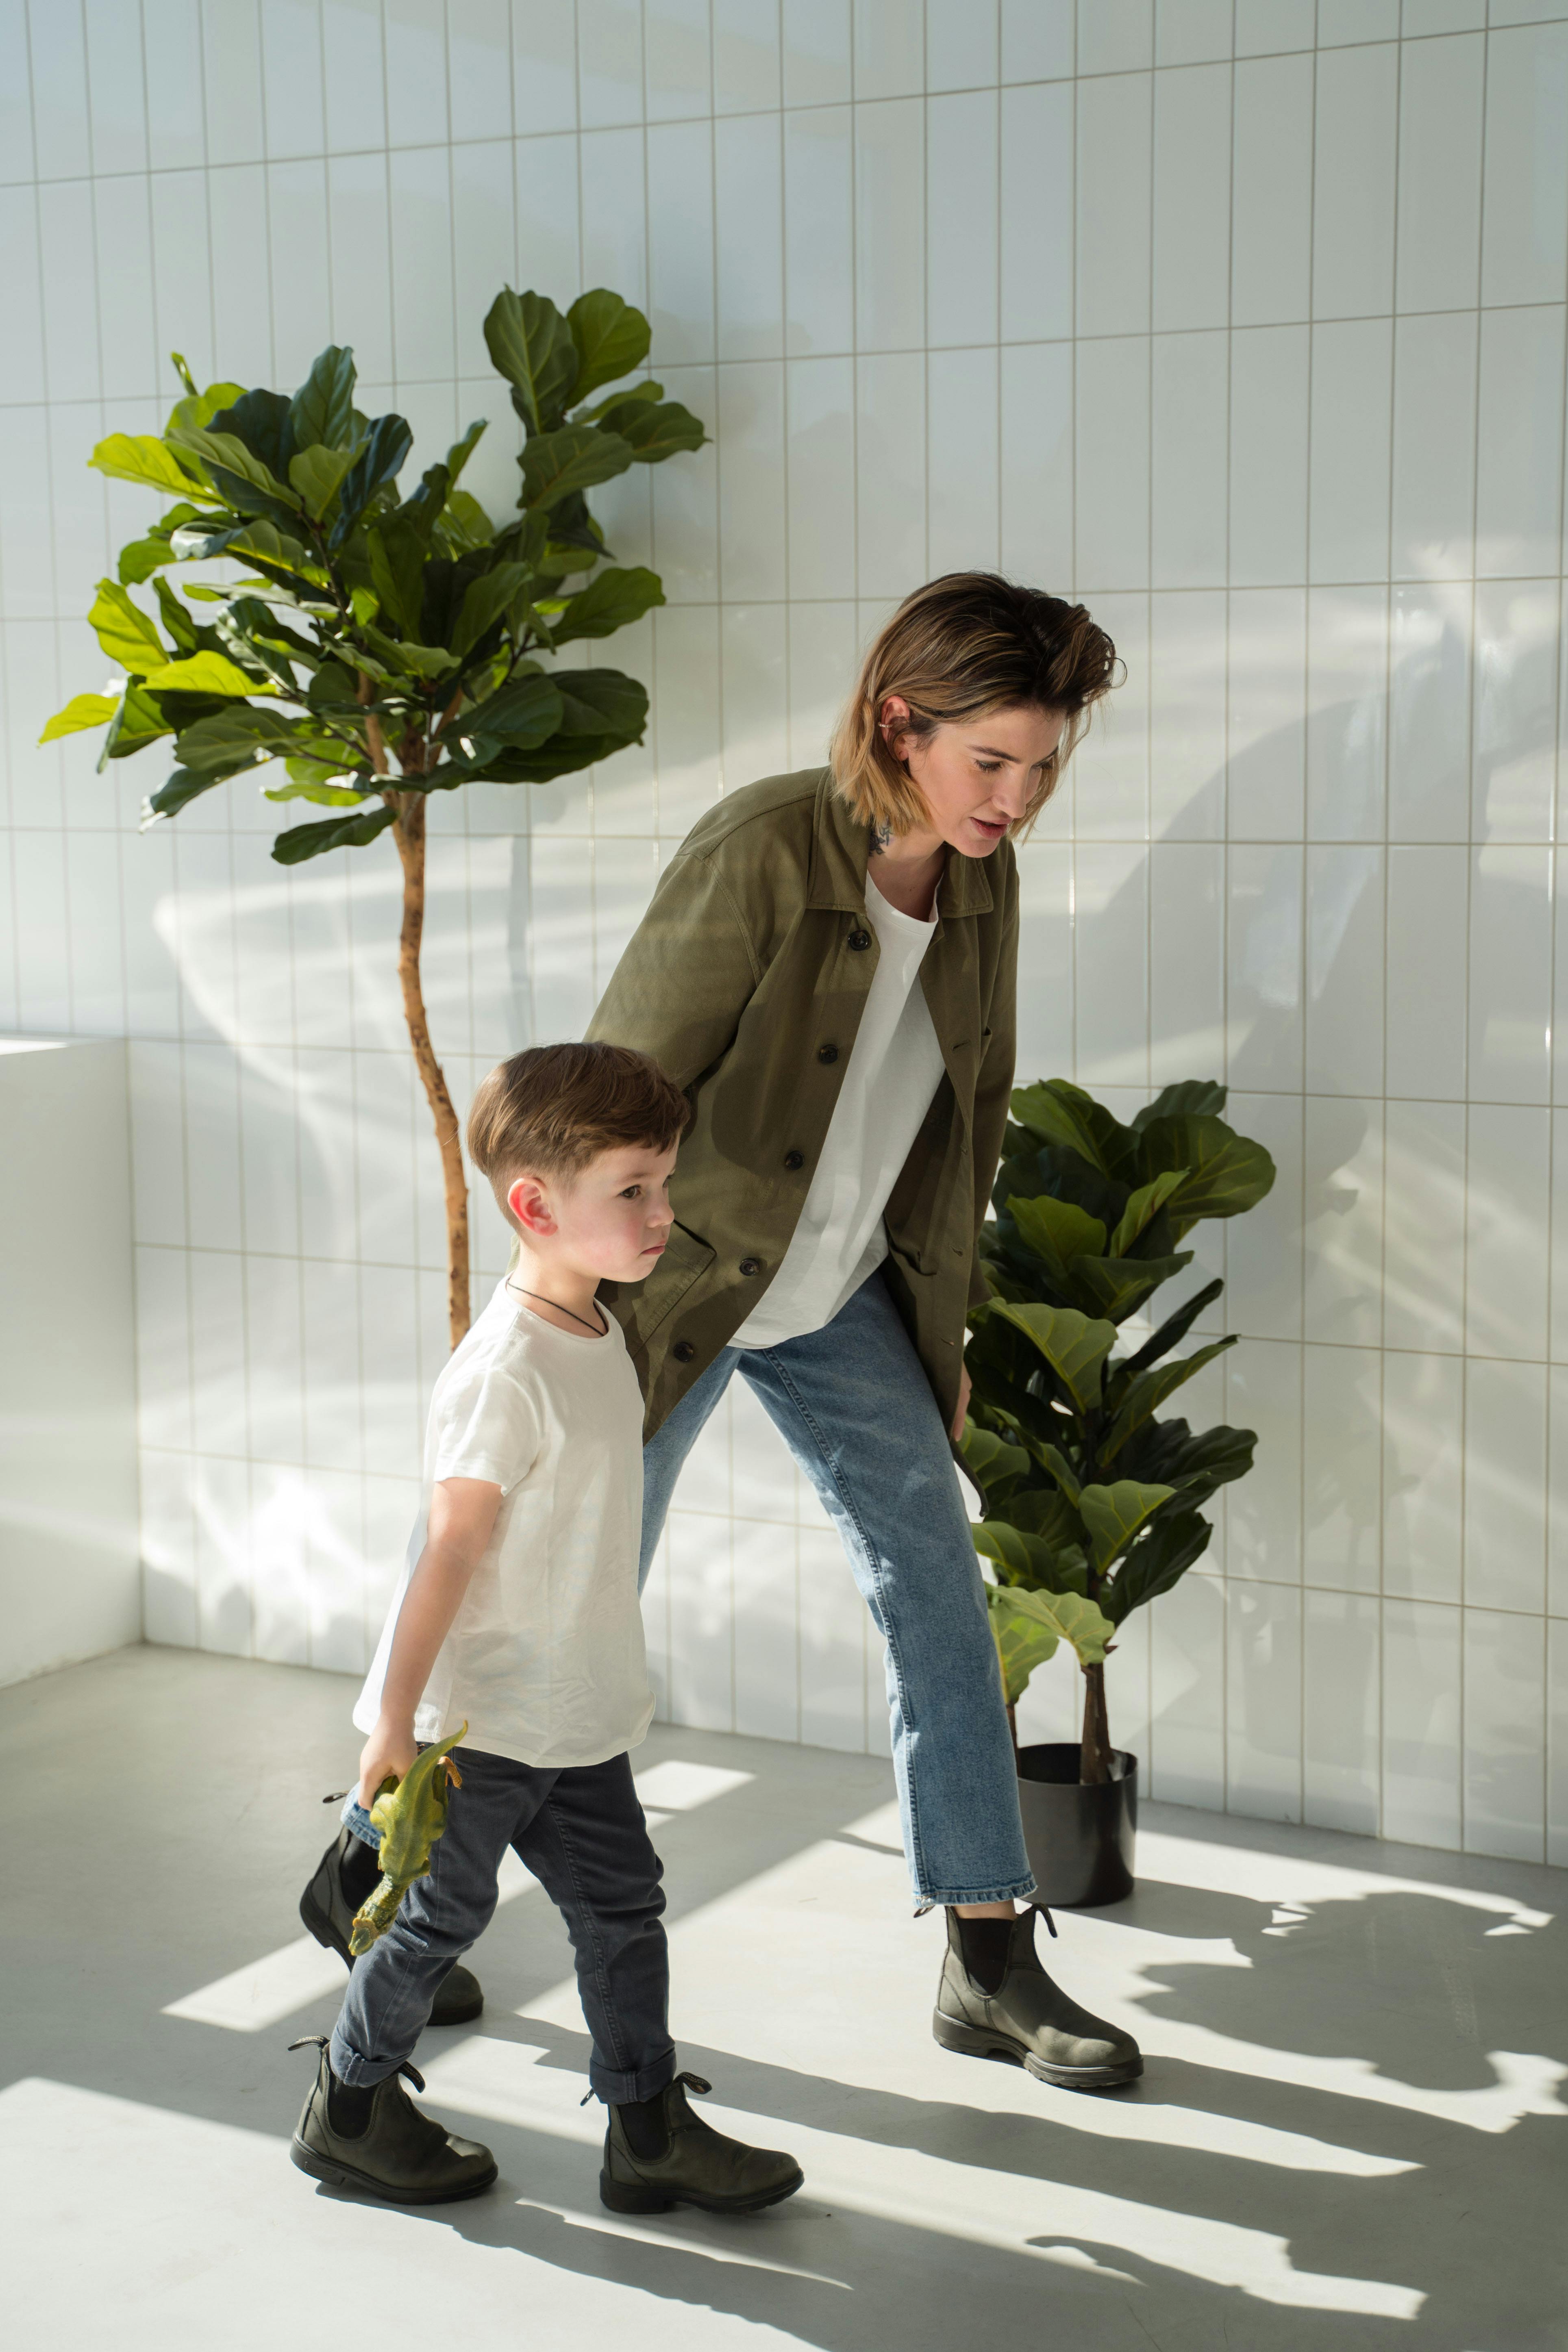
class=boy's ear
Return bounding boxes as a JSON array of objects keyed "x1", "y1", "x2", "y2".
[{"x1": 507, "y1": 1172, "x2": 555, "y2": 1236}]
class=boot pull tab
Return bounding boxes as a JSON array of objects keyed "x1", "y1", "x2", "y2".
[
  {"x1": 1030, "y1": 1902, "x2": 1058, "y2": 1939},
  {"x1": 674, "y1": 2072, "x2": 713, "y2": 2098},
  {"x1": 287, "y1": 2034, "x2": 329, "y2": 2054},
  {"x1": 322, "y1": 1790, "x2": 350, "y2": 1804},
  {"x1": 397, "y1": 2059, "x2": 426, "y2": 2095}
]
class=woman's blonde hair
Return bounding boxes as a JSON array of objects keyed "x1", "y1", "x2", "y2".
[{"x1": 829, "y1": 573, "x2": 1119, "y2": 841}]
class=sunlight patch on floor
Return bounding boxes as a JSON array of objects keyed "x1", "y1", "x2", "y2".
[
  {"x1": 519, "y1": 1799, "x2": 1426, "y2": 2177},
  {"x1": 420, "y1": 2036, "x2": 1423, "y2": 2319}
]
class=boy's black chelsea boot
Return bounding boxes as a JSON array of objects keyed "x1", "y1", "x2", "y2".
[
  {"x1": 299, "y1": 1826, "x2": 484, "y2": 2028},
  {"x1": 601, "y1": 2072, "x2": 804, "y2": 2217},
  {"x1": 289, "y1": 2036, "x2": 497, "y2": 2204},
  {"x1": 933, "y1": 1905, "x2": 1143, "y2": 2089}
]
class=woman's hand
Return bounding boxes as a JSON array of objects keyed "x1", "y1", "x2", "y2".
[
  {"x1": 950, "y1": 1363, "x2": 972, "y2": 1444},
  {"x1": 357, "y1": 1713, "x2": 417, "y2": 1810}
]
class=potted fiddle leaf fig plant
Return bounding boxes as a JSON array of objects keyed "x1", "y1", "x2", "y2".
[
  {"x1": 961, "y1": 1077, "x2": 1276, "y2": 1904},
  {"x1": 41, "y1": 286, "x2": 705, "y2": 1350}
]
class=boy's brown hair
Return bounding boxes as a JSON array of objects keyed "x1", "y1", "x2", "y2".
[{"x1": 467, "y1": 1043, "x2": 689, "y2": 1220}]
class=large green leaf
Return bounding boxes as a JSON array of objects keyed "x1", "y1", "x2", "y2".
[
  {"x1": 101, "y1": 682, "x2": 182, "y2": 762},
  {"x1": 592, "y1": 393, "x2": 707, "y2": 462},
  {"x1": 144, "y1": 766, "x2": 227, "y2": 820},
  {"x1": 365, "y1": 509, "x2": 428, "y2": 640},
  {"x1": 289, "y1": 443, "x2": 359, "y2": 519},
  {"x1": 1134, "y1": 1114, "x2": 1277, "y2": 1231},
  {"x1": 988, "y1": 1300, "x2": 1116, "y2": 1411},
  {"x1": 455, "y1": 671, "x2": 565, "y2": 761},
  {"x1": 39, "y1": 692, "x2": 120, "y2": 743},
  {"x1": 1107, "y1": 1168, "x2": 1188, "y2": 1257},
  {"x1": 141, "y1": 650, "x2": 275, "y2": 698},
  {"x1": 1006, "y1": 1192, "x2": 1106, "y2": 1285},
  {"x1": 959, "y1": 1422, "x2": 1030, "y2": 1497},
  {"x1": 271, "y1": 803, "x2": 396, "y2": 863},
  {"x1": 443, "y1": 419, "x2": 487, "y2": 488},
  {"x1": 518, "y1": 424, "x2": 635, "y2": 511},
  {"x1": 289, "y1": 345, "x2": 358, "y2": 452},
  {"x1": 1102, "y1": 1337, "x2": 1237, "y2": 1461},
  {"x1": 450, "y1": 561, "x2": 533, "y2": 659},
  {"x1": 985, "y1": 1582, "x2": 1115, "y2": 1695},
  {"x1": 1132, "y1": 1078, "x2": 1227, "y2": 1131},
  {"x1": 1078, "y1": 1479, "x2": 1177, "y2": 1574},
  {"x1": 441, "y1": 487, "x2": 494, "y2": 553},
  {"x1": 553, "y1": 667, "x2": 649, "y2": 739},
  {"x1": 174, "y1": 704, "x2": 302, "y2": 773},
  {"x1": 1011, "y1": 1078, "x2": 1137, "y2": 1176},
  {"x1": 209, "y1": 389, "x2": 296, "y2": 480},
  {"x1": 546, "y1": 563, "x2": 665, "y2": 644},
  {"x1": 1117, "y1": 1275, "x2": 1224, "y2": 1378},
  {"x1": 1073, "y1": 1252, "x2": 1189, "y2": 1323},
  {"x1": 1000, "y1": 1485, "x2": 1083, "y2": 1555},
  {"x1": 986, "y1": 1585, "x2": 1062, "y2": 1705},
  {"x1": 331, "y1": 413, "x2": 413, "y2": 542},
  {"x1": 1103, "y1": 1510, "x2": 1213, "y2": 1623},
  {"x1": 167, "y1": 424, "x2": 301, "y2": 513},
  {"x1": 974, "y1": 1521, "x2": 1088, "y2": 1598},
  {"x1": 88, "y1": 579, "x2": 165, "y2": 673},
  {"x1": 484, "y1": 288, "x2": 580, "y2": 431},
  {"x1": 1117, "y1": 1417, "x2": 1256, "y2": 1506},
  {"x1": 567, "y1": 288, "x2": 652, "y2": 403},
  {"x1": 165, "y1": 369, "x2": 248, "y2": 435},
  {"x1": 89, "y1": 432, "x2": 205, "y2": 495}
]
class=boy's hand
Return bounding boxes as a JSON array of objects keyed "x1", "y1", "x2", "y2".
[{"x1": 358, "y1": 1715, "x2": 417, "y2": 1810}]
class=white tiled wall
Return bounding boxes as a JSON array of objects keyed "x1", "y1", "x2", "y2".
[{"x1": 3, "y1": 0, "x2": 1566, "y2": 1867}]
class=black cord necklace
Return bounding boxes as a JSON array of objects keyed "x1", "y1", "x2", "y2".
[{"x1": 507, "y1": 1280, "x2": 606, "y2": 1336}]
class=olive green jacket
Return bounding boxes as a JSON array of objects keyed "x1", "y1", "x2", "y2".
[{"x1": 586, "y1": 765, "x2": 1019, "y2": 1439}]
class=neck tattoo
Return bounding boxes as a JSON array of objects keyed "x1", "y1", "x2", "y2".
[{"x1": 507, "y1": 1280, "x2": 605, "y2": 1335}]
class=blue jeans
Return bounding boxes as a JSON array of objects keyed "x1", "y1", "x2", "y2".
[
  {"x1": 333, "y1": 1746, "x2": 675, "y2": 2105},
  {"x1": 641, "y1": 1267, "x2": 1034, "y2": 1912}
]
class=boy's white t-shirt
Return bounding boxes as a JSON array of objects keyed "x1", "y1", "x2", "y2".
[
  {"x1": 353, "y1": 1278, "x2": 654, "y2": 1770},
  {"x1": 730, "y1": 870, "x2": 946, "y2": 1348}
]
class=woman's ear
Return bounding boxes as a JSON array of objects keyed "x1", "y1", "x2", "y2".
[
  {"x1": 507, "y1": 1174, "x2": 555, "y2": 1237},
  {"x1": 878, "y1": 692, "x2": 912, "y2": 765}
]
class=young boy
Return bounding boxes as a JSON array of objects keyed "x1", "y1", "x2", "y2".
[{"x1": 290, "y1": 1042, "x2": 802, "y2": 2215}]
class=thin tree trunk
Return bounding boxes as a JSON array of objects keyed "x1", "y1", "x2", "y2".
[
  {"x1": 1080, "y1": 1661, "x2": 1112, "y2": 1786},
  {"x1": 386, "y1": 788, "x2": 470, "y2": 1349}
]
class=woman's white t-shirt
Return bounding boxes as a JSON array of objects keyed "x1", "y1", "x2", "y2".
[
  {"x1": 353, "y1": 1278, "x2": 654, "y2": 1769},
  {"x1": 731, "y1": 870, "x2": 946, "y2": 1349}
]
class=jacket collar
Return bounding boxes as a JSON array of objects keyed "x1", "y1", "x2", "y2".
[{"x1": 806, "y1": 768, "x2": 997, "y2": 920}]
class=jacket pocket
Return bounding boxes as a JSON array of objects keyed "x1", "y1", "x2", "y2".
[{"x1": 624, "y1": 1221, "x2": 717, "y2": 1350}]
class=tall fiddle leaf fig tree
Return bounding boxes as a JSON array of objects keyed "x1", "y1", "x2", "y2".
[
  {"x1": 42, "y1": 287, "x2": 705, "y2": 1348},
  {"x1": 961, "y1": 1078, "x2": 1276, "y2": 1786}
]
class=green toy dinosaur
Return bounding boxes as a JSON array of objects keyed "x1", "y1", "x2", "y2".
[{"x1": 348, "y1": 1722, "x2": 468, "y2": 1956}]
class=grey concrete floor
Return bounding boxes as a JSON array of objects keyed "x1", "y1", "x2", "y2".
[{"x1": 2, "y1": 1644, "x2": 1565, "y2": 2351}]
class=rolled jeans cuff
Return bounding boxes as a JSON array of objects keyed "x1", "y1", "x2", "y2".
[{"x1": 341, "y1": 1791, "x2": 380, "y2": 1851}]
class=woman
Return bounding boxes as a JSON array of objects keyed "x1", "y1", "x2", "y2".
[{"x1": 585, "y1": 574, "x2": 1142, "y2": 2091}]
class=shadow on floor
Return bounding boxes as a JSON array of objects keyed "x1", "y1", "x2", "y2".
[{"x1": 4, "y1": 1645, "x2": 1566, "y2": 2350}]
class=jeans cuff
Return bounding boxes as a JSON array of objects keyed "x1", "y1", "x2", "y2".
[
  {"x1": 328, "y1": 2024, "x2": 400, "y2": 2089},
  {"x1": 340, "y1": 1793, "x2": 380, "y2": 1852},
  {"x1": 912, "y1": 1874, "x2": 1038, "y2": 1915},
  {"x1": 588, "y1": 2044, "x2": 678, "y2": 2107}
]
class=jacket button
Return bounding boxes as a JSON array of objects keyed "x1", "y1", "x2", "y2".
[
  {"x1": 848, "y1": 928, "x2": 871, "y2": 951},
  {"x1": 672, "y1": 1339, "x2": 696, "y2": 1363},
  {"x1": 783, "y1": 1149, "x2": 804, "y2": 1170},
  {"x1": 817, "y1": 1043, "x2": 839, "y2": 1064},
  {"x1": 739, "y1": 1257, "x2": 761, "y2": 1277}
]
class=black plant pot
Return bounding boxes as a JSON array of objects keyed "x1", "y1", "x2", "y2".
[{"x1": 1016, "y1": 1742, "x2": 1137, "y2": 1907}]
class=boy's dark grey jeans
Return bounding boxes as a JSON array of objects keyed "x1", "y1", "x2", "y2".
[{"x1": 330, "y1": 1744, "x2": 676, "y2": 2106}]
